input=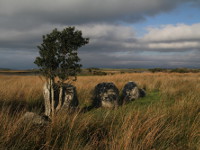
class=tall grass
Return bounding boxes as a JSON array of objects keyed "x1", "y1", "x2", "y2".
[{"x1": 0, "y1": 73, "x2": 199, "y2": 150}]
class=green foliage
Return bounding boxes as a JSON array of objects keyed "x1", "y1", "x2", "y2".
[
  {"x1": 149, "y1": 68, "x2": 200, "y2": 73},
  {"x1": 34, "y1": 29, "x2": 59, "y2": 80},
  {"x1": 149, "y1": 68, "x2": 167, "y2": 73},
  {"x1": 92, "y1": 71, "x2": 107, "y2": 76},
  {"x1": 170, "y1": 68, "x2": 200, "y2": 73},
  {"x1": 34, "y1": 27, "x2": 89, "y2": 82},
  {"x1": 129, "y1": 90, "x2": 161, "y2": 109}
]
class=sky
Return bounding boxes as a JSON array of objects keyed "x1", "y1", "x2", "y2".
[{"x1": 0, "y1": 0, "x2": 200, "y2": 69}]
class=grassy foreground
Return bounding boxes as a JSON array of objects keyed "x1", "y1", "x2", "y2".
[{"x1": 0, "y1": 73, "x2": 199, "y2": 150}]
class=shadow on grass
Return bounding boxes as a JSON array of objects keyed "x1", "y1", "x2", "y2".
[
  {"x1": 0, "y1": 97, "x2": 44, "y2": 115},
  {"x1": 80, "y1": 90, "x2": 161, "y2": 114},
  {"x1": 0, "y1": 91, "x2": 161, "y2": 116}
]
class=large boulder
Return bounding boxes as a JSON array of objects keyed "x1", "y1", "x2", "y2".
[
  {"x1": 92, "y1": 82, "x2": 119, "y2": 108},
  {"x1": 19, "y1": 112, "x2": 50, "y2": 126},
  {"x1": 121, "y1": 81, "x2": 146, "y2": 103}
]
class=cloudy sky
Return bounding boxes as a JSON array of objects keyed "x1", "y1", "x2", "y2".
[{"x1": 0, "y1": 0, "x2": 200, "y2": 69}]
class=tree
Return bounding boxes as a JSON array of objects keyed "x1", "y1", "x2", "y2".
[{"x1": 34, "y1": 27, "x2": 89, "y2": 117}]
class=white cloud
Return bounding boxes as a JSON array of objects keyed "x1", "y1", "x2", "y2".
[
  {"x1": 147, "y1": 42, "x2": 200, "y2": 49},
  {"x1": 1, "y1": 22, "x2": 200, "y2": 52},
  {"x1": 81, "y1": 23, "x2": 200, "y2": 52},
  {"x1": 143, "y1": 23, "x2": 200, "y2": 42},
  {"x1": 1, "y1": 22, "x2": 200, "y2": 69},
  {"x1": 139, "y1": 23, "x2": 200, "y2": 51},
  {"x1": 78, "y1": 24, "x2": 135, "y2": 40}
]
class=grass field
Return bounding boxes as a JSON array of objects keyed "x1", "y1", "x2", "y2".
[{"x1": 0, "y1": 73, "x2": 199, "y2": 150}]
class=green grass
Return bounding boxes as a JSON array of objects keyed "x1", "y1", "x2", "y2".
[{"x1": 130, "y1": 90, "x2": 161, "y2": 108}]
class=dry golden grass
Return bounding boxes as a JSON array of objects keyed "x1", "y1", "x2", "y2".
[
  {"x1": 0, "y1": 73, "x2": 200, "y2": 150},
  {"x1": 1, "y1": 73, "x2": 200, "y2": 103},
  {"x1": 0, "y1": 75, "x2": 43, "y2": 102}
]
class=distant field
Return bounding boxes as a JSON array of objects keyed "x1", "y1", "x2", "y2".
[
  {"x1": 0, "y1": 68, "x2": 148, "y2": 76},
  {"x1": 0, "y1": 68, "x2": 199, "y2": 76},
  {"x1": 0, "y1": 73, "x2": 199, "y2": 150},
  {"x1": 0, "y1": 70, "x2": 39, "y2": 76}
]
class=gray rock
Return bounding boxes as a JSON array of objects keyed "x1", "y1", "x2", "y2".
[
  {"x1": 92, "y1": 82, "x2": 119, "y2": 108},
  {"x1": 58, "y1": 84, "x2": 79, "y2": 111},
  {"x1": 19, "y1": 112, "x2": 50, "y2": 126},
  {"x1": 139, "y1": 88, "x2": 146, "y2": 98},
  {"x1": 121, "y1": 81, "x2": 146, "y2": 103},
  {"x1": 43, "y1": 82, "x2": 79, "y2": 117}
]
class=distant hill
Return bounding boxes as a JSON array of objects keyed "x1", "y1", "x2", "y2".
[{"x1": 0, "y1": 68, "x2": 12, "y2": 71}]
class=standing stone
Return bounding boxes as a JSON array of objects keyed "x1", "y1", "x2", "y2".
[
  {"x1": 121, "y1": 81, "x2": 145, "y2": 103},
  {"x1": 92, "y1": 82, "x2": 119, "y2": 108},
  {"x1": 59, "y1": 84, "x2": 79, "y2": 111},
  {"x1": 43, "y1": 82, "x2": 79, "y2": 117}
]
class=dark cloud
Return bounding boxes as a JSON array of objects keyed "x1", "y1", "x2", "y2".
[
  {"x1": 80, "y1": 50, "x2": 200, "y2": 68},
  {"x1": 0, "y1": 0, "x2": 200, "y2": 69},
  {"x1": 0, "y1": 24, "x2": 56, "y2": 49},
  {"x1": 0, "y1": 49, "x2": 38, "y2": 69},
  {"x1": 1, "y1": 23, "x2": 200, "y2": 69},
  {"x1": 0, "y1": 0, "x2": 197, "y2": 28}
]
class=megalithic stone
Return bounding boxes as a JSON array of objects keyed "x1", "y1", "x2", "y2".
[
  {"x1": 121, "y1": 81, "x2": 146, "y2": 103},
  {"x1": 92, "y1": 82, "x2": 119, "y2": 108},
  {"x1": 43, "y1": 82, "x2": 79, "y2": 117},
  {"x1": 59, "y1": 84, "x2": 79, "y2": 111},
  {"x1": 43, "y1": 82, "x2": 51, "y2": 117}
]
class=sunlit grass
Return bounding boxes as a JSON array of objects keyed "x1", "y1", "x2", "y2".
[{"x1": 0, "y1": 73, "x2": 200, "y2": 150}]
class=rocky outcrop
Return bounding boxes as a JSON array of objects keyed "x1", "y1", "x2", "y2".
[
  {"x1": 92, "y1": 82, "x2": 119, "y2": 108},
  {"x1": 121, "y1": 81, "x2": 146, "y2": 103}
]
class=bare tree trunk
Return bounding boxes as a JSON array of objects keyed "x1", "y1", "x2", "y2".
[
  {"x1": 43, "y1": 81, "x2": 51, "y2": 117},
  {"x1": 50, "y1": 78, "x2": 55, "y2": 118}
]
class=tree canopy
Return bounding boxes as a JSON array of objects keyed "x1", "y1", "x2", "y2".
[{"x1": 34, "y1": 27, "x2": 89, "y2": 82}]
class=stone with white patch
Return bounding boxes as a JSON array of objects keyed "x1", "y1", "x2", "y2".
[
  {"x1": 43, "y1": 82, "x2": 79, "y2": 117},
  {"x1": 121, "y1": 81, "x2": 145, "y2": 103},
  {"x1": 59, "y1": 84, "x2": 79, "y2": 111},
  {"x1": 92, "y1": 82, "x2": 119, "y2": 108}
]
